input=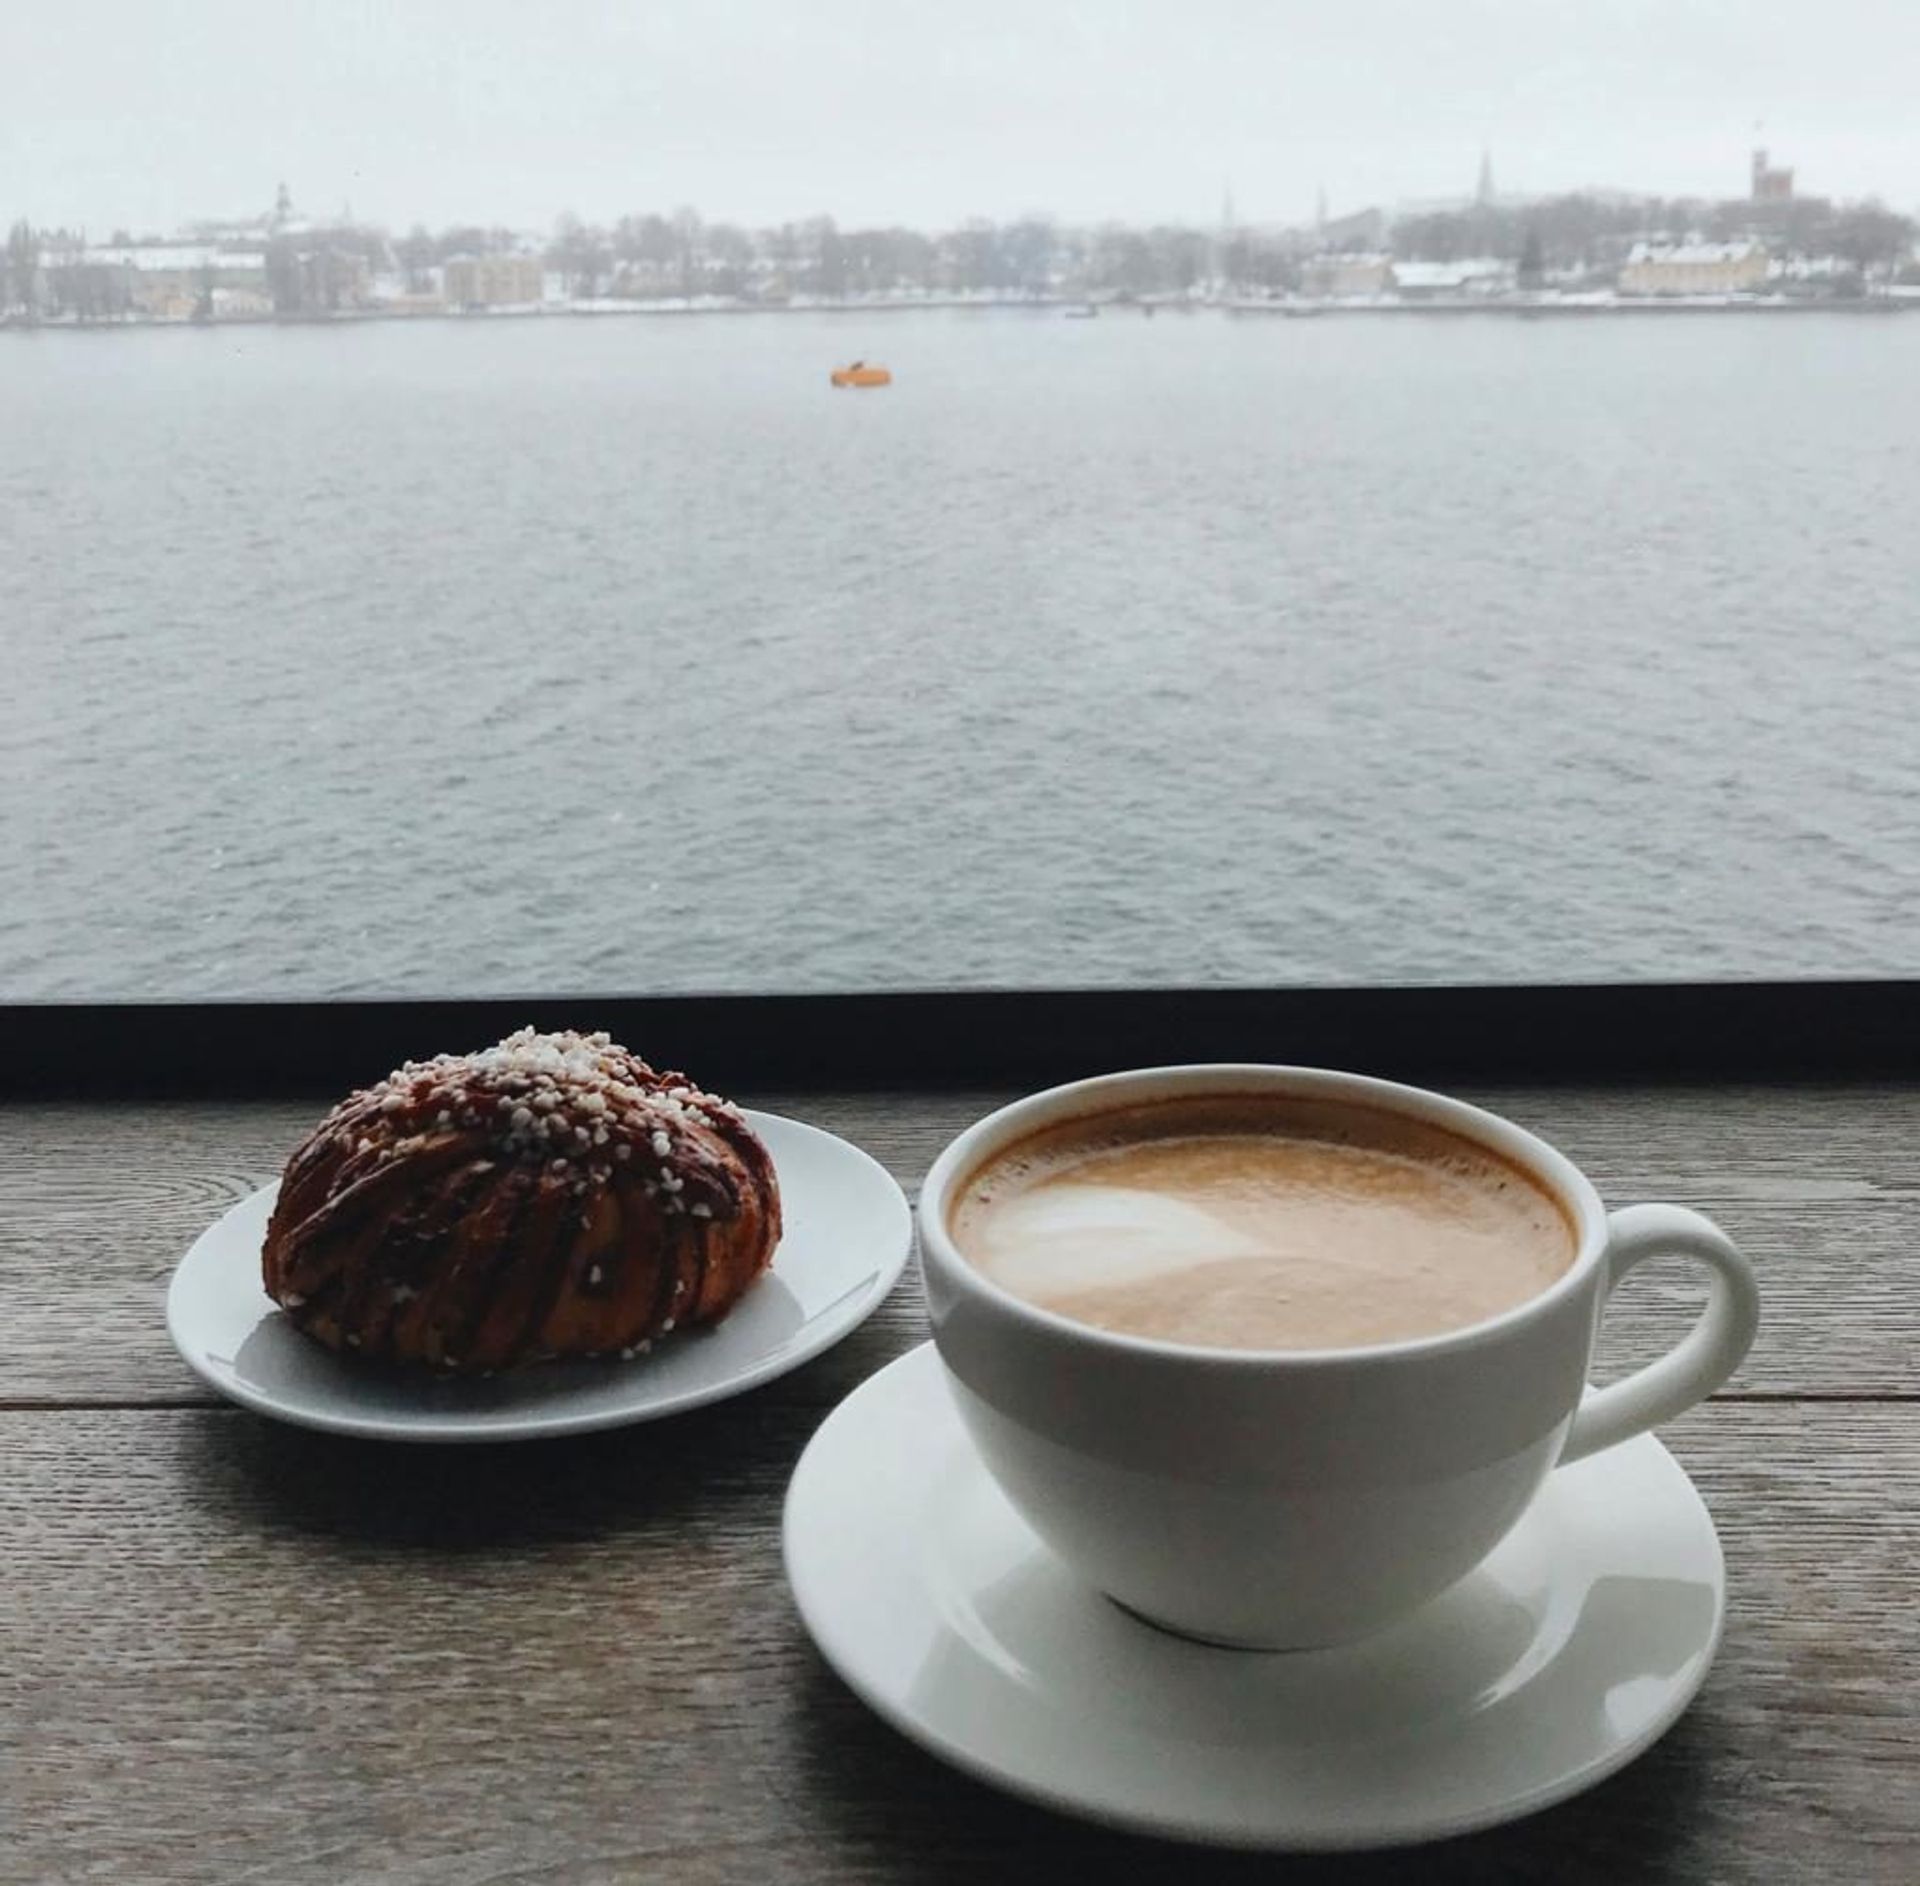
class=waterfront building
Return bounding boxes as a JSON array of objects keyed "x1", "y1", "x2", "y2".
[
  {"x1": 444, "y1": 255, "x2": 545, "y2": 308},
  {"x1": 1619, "y1": 241, "x2": 1769, "y2": 296}
]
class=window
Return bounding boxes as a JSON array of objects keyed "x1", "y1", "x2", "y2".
[{"x1": 6, "y1": 4, "x2": 1917, "y2": 1005}]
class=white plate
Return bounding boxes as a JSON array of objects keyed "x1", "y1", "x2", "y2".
[
  {"x1": 785, "y1": 1342, "x2": 1726, "y2": 1852},
  {"x1": 168, "y1": 1111, "x2": 910, "y2": 1442}
]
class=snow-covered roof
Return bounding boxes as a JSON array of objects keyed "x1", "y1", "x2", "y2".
[
  {"x1": 83, "y1": 245, "x2": 265, "y2": 272},
  {"x1": 1392, "y1": 258, "x2": 1511, "y2": 289},
  {"x1": 1625, "y1": 241, "x2": 1764, "y2": 266}
]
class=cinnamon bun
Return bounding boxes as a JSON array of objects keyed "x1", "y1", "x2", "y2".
[{"x1": 261, "y1": 1028, "x2": 781, "y2": 1371}]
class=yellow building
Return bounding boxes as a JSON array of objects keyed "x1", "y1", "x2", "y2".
[
  {"x1": 445, "y1": 256, "x2": 545, "y2": 308},
  {"x1": 1619, "y1": 242, "x2": 1768, "y2": 297}
]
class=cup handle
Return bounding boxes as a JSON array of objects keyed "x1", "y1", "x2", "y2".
[{"x1": 1557, "y1": 1203, "x2": 1760, "y2": 1468}]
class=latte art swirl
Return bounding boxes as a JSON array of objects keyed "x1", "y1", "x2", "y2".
[{"x1": 950, "y1": 1096, "x2": 1573, "y2": 1353}]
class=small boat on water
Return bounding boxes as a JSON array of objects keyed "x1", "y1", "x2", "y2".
[
  {"x1": 1064, "y1": 303, "x2": 1098, "y2": 319},
  {"x1": 830, "y1": 361, "x2": 892, "y2": 388}
]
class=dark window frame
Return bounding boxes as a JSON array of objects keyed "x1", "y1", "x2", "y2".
[{"x1": 5, "y1": 978, "x2": 1916, "y2": 1098}]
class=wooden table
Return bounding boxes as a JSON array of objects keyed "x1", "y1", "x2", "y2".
[{"x1": 4, "y1": 1084, "x2": 1916, "y2": 1884}]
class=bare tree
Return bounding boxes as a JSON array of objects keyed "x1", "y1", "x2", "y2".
[
  {"x1": 549, "y1": 213, "x2": 610, "y2": 298},
  {"x1": 672, "y1": 206, "x2": 703, "y2": 297},
  {"x1": 704, "y1": 221, "x2": 754, "y2": 295},
  {"x1": 801, "y1": 216, "x2": 845, "y2": 297},
  {"x1": 1003, "y1": 217, "x2": 1056, "y2": 295},
  {"x1": 5, "y1": 221, "x2": 40, "y2": 316},
  {"x1": 398, "y1": 225, "x2": 436, "y2": 291}
]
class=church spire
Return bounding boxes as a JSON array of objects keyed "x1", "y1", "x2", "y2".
[{"x1": 1475, "y1": 149, "x2": 1495, "y2": 207}]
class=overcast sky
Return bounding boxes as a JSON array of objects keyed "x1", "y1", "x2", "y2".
[{"x1": 6, "y1": 1, "x2": 1916, "y2": 235}]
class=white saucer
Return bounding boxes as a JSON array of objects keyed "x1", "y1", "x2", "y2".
[
  {"x1": 168, "y1": 1111, "x2": 910, "y2": 1442},
  {"x1": 785, "y1": 1342, "x2": 1726, "y2": 1851}
]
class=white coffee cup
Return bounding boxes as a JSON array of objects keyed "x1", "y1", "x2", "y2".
[{"x1": 918, "y1": 1064, "x2": 1760, "y2": 1649}]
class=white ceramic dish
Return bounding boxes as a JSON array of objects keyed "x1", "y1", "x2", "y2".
[
  {"x1": 168, "y1": 1110, "x2": 910, "y2": 1442},
  {"x1": 784, "y1": 1342, "x2": 1726, "y2": 1851}
]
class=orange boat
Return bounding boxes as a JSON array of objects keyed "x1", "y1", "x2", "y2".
[{"x1": 830, "y1": 361, "x2": 892, "y2": 388}]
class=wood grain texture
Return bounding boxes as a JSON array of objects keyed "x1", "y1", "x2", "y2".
[
  {"x1": 0, "y1": 1400, "x2": 1912, "y2": 1886},
  {"x1": 4, "y1": 1081, "x2": 1919, "y2": 1882},
  {"x1": 5, "y1": 1082, "x2": 1920, "y2": 1401}
]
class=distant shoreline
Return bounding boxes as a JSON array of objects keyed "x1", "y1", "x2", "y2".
[
  {"x1": 1224, "y1": 297, "x2": 1918, "y2": 318},
  {"x1": 5, "y1": 292, "x2": 1917, "y2": 335}
]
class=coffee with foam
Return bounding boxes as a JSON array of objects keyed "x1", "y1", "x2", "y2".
[{"x1": 949, "y1": 1094, "x2": 1575, "y2": 1352}]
